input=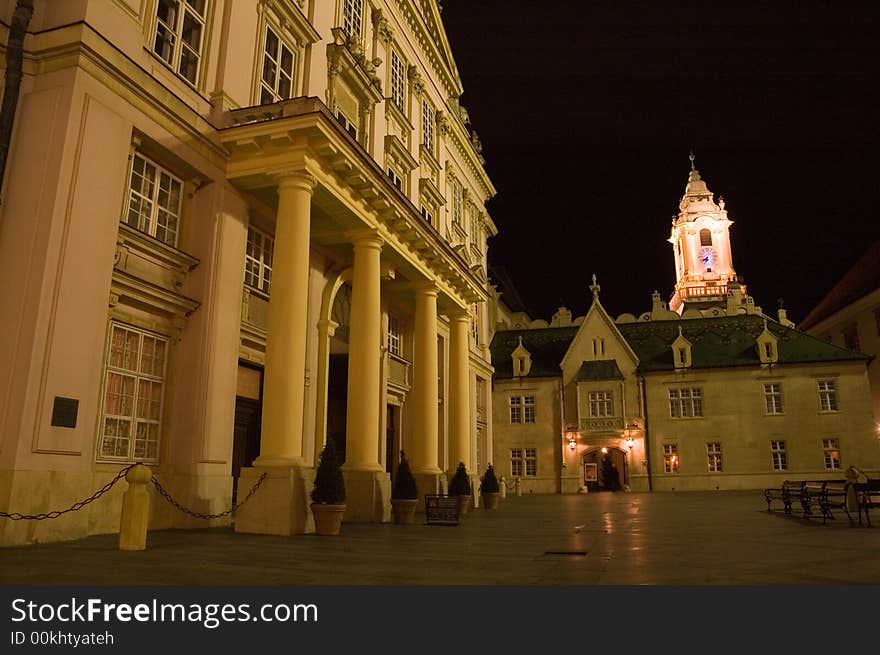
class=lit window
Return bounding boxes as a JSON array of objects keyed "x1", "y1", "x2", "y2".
[
  {"x1": 99, "y1": 323, "x2": 168, "y2": 463},
  {"x1": 335, "y1": 109, "x2": 358, "y2": 140},
  {"x1": 588, "y1": 391, "x2": 613, "y2": 417},
  {"x1": 387, "y1": 314, "x2": 401, "y2": 357},
  {"x1": 341, "y1": 0, "x2": 363, "y2": 41},
  {"x1": 763, "y1": 383, "x2": 784, "y2": 414},
  {"x1": 663, "y1": 443, "x2": 679, "y2": 473},
  {"x1": 668, "y1": 387, "x2": 703, "y2": 418},
  {"x1": 823, "y1": 438, "x2": 841, "y2": 470},
  {"x1": 770, "y1": 440, "x2": 787, "y2": 471},
  {"x1": 524, "y1": 448, "x2": 537, "y2": 477},
  {"x1": 706, "y1": 442, "x2": 723, "y2": 472},
  {"x1": 390, "y1": 49, "x2": 406, "y2": 110},
  {"x1": 699, "y1": 229, "x2": 712, "y2": 246},
  {"x1": 422, "y1": 100, "x2": 435, "y2": 152},
  {"x1": 244, "y1": 227, "x2": 273, "y2": 295},
  {"x1": 125, "y1": 152, "x2": 183, "y2": 247},
  {"x1": 153, "y1": 0, "x2": 207, "y2": 85},
  {"x1": 817, "y1": 379, "x2": 838, "y2": 412},
  {"x1": 260, "y1": 25, "x2": 295, "y2": 104},
  {"x1": 510, "y1": 448, "x2": 522, "y2": 477}
]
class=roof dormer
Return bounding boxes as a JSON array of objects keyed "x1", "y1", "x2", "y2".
[
  {"x1": 757, "y1": 320, "x2": 779, "y2": 365},
  {"x1": 512, "y1": 336, "x2": 532, "y2": 377},
  {"x1": 672, "y1": 326, "x2": 693, "y2": 369}
]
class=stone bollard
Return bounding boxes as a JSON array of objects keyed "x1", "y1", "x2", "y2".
[
  {"x1": 119, "y1": 464, "x2": 152, "y2": 551},
  {"x1": 514, "y1": 477, "x2": 522, "y2": 497},
  {"x1": 500, "y1": 476, "x2": 507, "y2": 499}
]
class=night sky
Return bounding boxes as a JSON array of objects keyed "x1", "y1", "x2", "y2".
[{"x1": 441, "y1": 1, "x2": 880, "y2": 323}]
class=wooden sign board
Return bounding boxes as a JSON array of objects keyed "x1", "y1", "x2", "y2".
[{"x1": 424, "y1": 494, "x2": 459, "y2": 526}]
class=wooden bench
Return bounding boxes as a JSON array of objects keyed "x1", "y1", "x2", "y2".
[
  {"x1": 853, "y1": 480, "x2": 880, "y2": 526},
  {"x1": 763, "y1": 479, "x2": 852, "y2": 524}
]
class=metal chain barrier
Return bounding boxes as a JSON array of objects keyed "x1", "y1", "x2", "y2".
[
  {"x1": 0, "y1": 464, "x2": 135, "y2": 520},
  {"x1": 150, "y1": 472, "x2": 268, "y2": 520}
]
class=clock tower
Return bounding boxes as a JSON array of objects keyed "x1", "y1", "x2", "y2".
[{"x1": 668, "y1": 153, "x2": 742, "y2": 314}]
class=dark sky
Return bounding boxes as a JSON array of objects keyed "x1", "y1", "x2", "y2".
[{"x1": 441, "y1": 0, "x2": 880, "y2": 323}]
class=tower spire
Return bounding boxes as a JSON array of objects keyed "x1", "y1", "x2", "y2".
[{"x1": 689, "y1": 149, "x2": 696, "y2": 171}]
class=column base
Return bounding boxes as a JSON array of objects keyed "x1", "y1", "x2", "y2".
[
  {"x1": 413, "y1": 472, "x2": 444, "y2": 511},
  {"x1": 234, "y1": 465, "x2": 315, "y2": 536},
  {"x1": 341, "y1": 470, "x2": 391, "y2": 522},
  {"x1": 253, "y1": 455, "x2": 305, "y2": 468}
]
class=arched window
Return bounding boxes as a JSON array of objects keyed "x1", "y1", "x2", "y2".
[{"x1": 699, "y1": 229, "x2": 712, "y2": 246}]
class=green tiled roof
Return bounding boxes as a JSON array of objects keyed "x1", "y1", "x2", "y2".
[
  {"x1": 490, "y1": 315, "x2": 867, "y2": 379},
  {"x1": 576, "y1": 360, "x2": 624, "y2": 381}
]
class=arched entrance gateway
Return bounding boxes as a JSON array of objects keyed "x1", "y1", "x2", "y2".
[{"x1": 583, "y1": 447, "x2": 627, "y2": 492}]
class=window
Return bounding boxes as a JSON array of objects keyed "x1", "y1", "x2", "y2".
[
  {"x1": 99, "y1": 323, "x2": 168, "y2": 463},
  {"x1": 588, "y1": 391, "x2": 613, "y2": 417},
  {"x1": 153, "y1": 0, "x2": 207, "y2": 85},
  {"x1": 509, "y1": 395, "x2": 535, "y2": 424},
  {"x1": 260, "y1": 25, "x2": 295, "y2": 104},
  {"x1": 706, "y1": 442, "x2": 723, "y2": 472},
  {"x1": 663, "y1": 444, "x2": 679, "y2": 473},
  {"x1": 763, "y1": 383, "x2": 784, "y2": 414},
  {"x1": 699, "y1": 229, "x2": 712, "y2": 246},
  {"x1": 510, "y1": 448, "x2": 522, "y2": 477},
  {"x1": 843, "y1": 324, "x2": 860, "y2": 352},
  {"x1": 389, "y1": 49, "x2": 406, "y2": 110},
  {"x1": 335, "y1": 109, "x2": 358, "y2": 140},
  {"x1": 422, "y1": 100, "x2": 435, "y2": 152},
  {"x1": 763, "y1": 343, "x2": 773, "y2": 359},
  {"x1": 451, "y1": 179, "x2": 463, "y2": 227},
  {"x1": 341, "y1": 0, "x2": 363, "y2": 41},
  {"x1": 591, "y1": 339, "x2": 605, "y2": 356},
  {"x1": 387, "y1": 166, "x2": 403, "y2": 190},
  {"x1": 817, "y1": 379, "x2": 838, "y2": 412},
  {"x1": 387, "y1": 313, "x2": 401, "y2": 357},
  {"x1": 524, "y1": 448, "x2": 537, "y2": 477},
  {"x1": 420, "y1": 206, "x2": 434, "y2": 226},
  {"x1": 125, "y1": 152, "x2": 183, "y2": 247},
  {"x1": 244, "y1": 227, "x2": 273, "y2": 295},
  {"x1": 470, "y1": 303, "x2": 480, "y2": 346},
  {"x1": 677, "y1": 348, "x2": 687, "y2": 365},
  {"x1": 823, "y1": 438, "x2": 841, "y2": 470},
  {"x1": 668, "y1": 387, "x2": 703, "y2": 418},
  {"x1": 770, "y1": 440, "x2": 787, "y2": 471}
]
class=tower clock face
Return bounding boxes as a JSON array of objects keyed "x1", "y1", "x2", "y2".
[{"x1": 699, "y1": 246, "x2": 716, "y2": 268}]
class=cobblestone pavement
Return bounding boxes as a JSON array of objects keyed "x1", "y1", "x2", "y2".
[{"x1": 3, "y1": 491, "x2": 879, "y2": 584}]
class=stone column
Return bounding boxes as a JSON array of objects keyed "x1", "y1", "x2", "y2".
[
  {"x1": 410, "y1": 283, "x2": 443, "y2": 500},
  {"x1": 447, "y1": 308, "x2": 471, "y2": 474},
  {"x1": 344, "y1": 233, "x2": 384, "y2": 472},
  {"x1": 255, "y1": 172, "x2": 316, "y2": 467},
  {"x1": 342, "y1": 233, "x2": 390, "y2": 522}
]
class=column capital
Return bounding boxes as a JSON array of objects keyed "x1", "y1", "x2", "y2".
[
  {"x1": 447, "y1": 305, "x2": 471, "y2": 322},
  {"x1": 346, "y1": 228, "x2": 384, "y2": 250},
  {"x1": 412, "y1": 280, "x2": 439, "y2": 296},
  {"x1": 272, "y1": 170, "x2": 317, "y2": 193}
]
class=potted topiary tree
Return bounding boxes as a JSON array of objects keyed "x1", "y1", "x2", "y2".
[
  {"x1": 480, "y1": 464, "x2": 501, "y2": 509},
  {"x1": 447, "y1": 462, "x2": 472, "y2": 515},
  {"x1": 310, "y1": 438, "x2": 346, "y2": 535},
  {"x1": 391, "y1": 451, "x2": 419, "y2": 524}
]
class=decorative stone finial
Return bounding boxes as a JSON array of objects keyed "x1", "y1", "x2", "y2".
[
  {"x1": 589, "y1": 274, "x2": 601, "y2": 301},
  {"x1": 689, "y1": 149, "x2": 696, "y2": 170}
]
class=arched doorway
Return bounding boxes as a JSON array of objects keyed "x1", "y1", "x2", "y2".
[
  {"x1": 326, "y1": 282, "x2": 351, "y2": 464},
  {"x1": 583, "y1": 447, "x2": 627, "y2": 492}
]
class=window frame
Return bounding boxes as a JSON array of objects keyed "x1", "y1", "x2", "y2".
[
  {"x1": 668, "y1": 387, "x2": 704, "y2": 418},
  {"x1": 588, "y1": 390, "x2": 614, "y2": 418},
  {"x1": 341, "y1": 0, "x2": 364, "y2": 42},
  {"x1": 389, "y1": 47, "x2": 407, "y2": 111},
  {"x1": 97, "y1": 322, "x2": 169, "y2": 464},
  {"x1": 259, "y1": 23, "x2": 297, "y2": 105},
  {"x1": 706, "y1": 441, "x2": 723, "y2": 472},
  {"x1": 663, "y1": 443, "x2": 679, "y2": 473},
  {"x1": 387, "y1": 313, "x2": 402, "y2": 357},
  {"x1": 509, "y1": 395, "x2": 535, "y2": 424},
  {"x1": 822, "y1": 438, "x2": 841, "y2": 470},
  {"x1": 125, "y1": 151, "x2": 184, "y2": 247},
  {"x1": 422, "y1": 99, "x2": 435, "y2": 153},
  {"x1": 244, "y1": 225, "x2": 274, "y2": 296},
  {"x1": 770, "y1": 440, "x2": 787, "y2": 471},
  {"x1": 763, "y1": 383, "x2": 784, "y2": 415},
  {"x1": 152, "y1": 0, "x2": 208, "y2": 87},
  {"x1": 524, "y1": 448, "x2": 537, "y2": 477},
  {"x1": 817, "y1": 379, "x2": 839, "y2": 412}
]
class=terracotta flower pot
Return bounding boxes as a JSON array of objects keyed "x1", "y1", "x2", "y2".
[
  {"x1": 311, "y1": 503, "x2": 345, "y2": 535},
  {"x1": 456, "y1": 494, "x2": 472, "y2": 515},
  {"x1": 391, "y1": 498, "x2": 418, "y2": 524},
  {"x1": 481, "y1": 492, "x2": 501, "y2": 509}
]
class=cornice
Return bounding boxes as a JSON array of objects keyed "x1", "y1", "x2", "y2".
[
  {"x1": 259, "y1": 0, "x2": 321, "y2": 46},
  {"x1": 393, "y1": 0, "x2": 462, "y2": 100}
]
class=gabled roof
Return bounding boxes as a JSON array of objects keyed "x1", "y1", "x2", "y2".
[
  {"x1": 799, "y1": 241, "x2": 880, "y2": 330},
  {"x1": 576, "y1": 360, "x2": 624, "y2": 381},
  {"x1": 490, "y1": 315, "x2": 866, "y2": 380}
]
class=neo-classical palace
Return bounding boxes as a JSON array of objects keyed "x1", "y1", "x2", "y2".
[
  {"x1": 0, "y1": 0, "x2": 496, "y2": 546},
  {"x1": 489, "y1": 161, "x2": 880, "y2": 493}
]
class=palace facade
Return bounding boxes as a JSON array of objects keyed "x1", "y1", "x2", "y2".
[
  {"x1": 0, "y1": 0, "x2": 496, "y2": 546},
  {"x1": 489, "y1": 163, "x2": 880, "y2": 493}
]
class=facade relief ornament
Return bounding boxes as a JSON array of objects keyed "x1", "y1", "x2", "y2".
[
  {"x1": 436, "y1": 110, "x2": 450, "y2": 136},
  {"x1": 407, "y1": 64, "x2": 425, "y2": 96}
]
